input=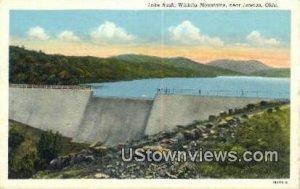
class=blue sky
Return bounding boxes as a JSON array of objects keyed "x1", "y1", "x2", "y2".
[
  {"x1": 10, "y1": 10, "x2": 290, "y2": 44},
  {"x1": 9, "y1": 10, "x2": 291, "y2": 67}
]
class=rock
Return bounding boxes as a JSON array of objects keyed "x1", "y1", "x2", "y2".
[
  {"x1": 197, "y1": 125, "x2": 207, "y2": 133},
  {"x1": 161, "y1": 138, "x2": 174, "y2": 145},
  {"x1": 208, "y1": 115, "x2": 217, "y2": 121},
  {"x1": 205, "y1": 123, "x2": 213, "y2": 129},
  {"x1": 228, "y1": 109, "x2": 234, "y2": 115},
  {"x1": 94, "y1": 173, "x2": 110, "y2": 179},
  {"x1": 173, "y1": 132, "x2": 185, "y2": 141},
  {"x1": 145, "y1": 175, "x2": 154, "y2": 179},
  {"x1": 165, "y1": 171, "x2": 177, "y2": 179},
  {"x1": 260, "y1": 101, "x2": 268, "y2": 106},
  {"x1": 225, "y1": 116, "x2": 234, "y2": 123},
  {"x1": 92, "y1": 145, "x2": 109, "y2": 154},
  {"x1": 241, "y1": 114, "x2": 248, "y2": 119},
  {"x1": 202, "y1": 133, "x2": 209, "y2": 139},
  {"x1": 183, "y1": 130, "x2": 196, "y2": 140},
  {"x1": 189, "y1": 141, "x2": 197, "y2": 147},
  {"x1": 176, "y1": 125, "x2": 185, "y2": 129},
  {"x1": 69, "y1": 154, "x2": 84, "y2": 165},
  {"x1": 219, "y1": 111, "x2": 227, "y2": 117},
  {"x1": 49, "y1": 155, "x2": 72, "y2": 170},
  {"x1": 143, "y1": 145, "x2": 169, "y2": 152},
  {"x1": 49, "y1": 158, "x2": 62, "y2": 170},
  {"x1": 210, "y1": 129, "x2": 216, "y2": 134},
  {"x1": 246, "y1": 104, "x2": 255, "y2": 110},
  {"x1": 126, "y1": 164, "x2": 137, "y2": 171},
  {"x1": 191, "y1": 129, "x2": 201, "y2": 138},
  {"x1": 89, "y1": 141, "x2": 104, "y2": 148},
  {"x1": 217, "y1": 119, "x2": 228, "y2": 127},
  {"x1": 84, "y1": 155, "x2": 95, "y2": 162}
]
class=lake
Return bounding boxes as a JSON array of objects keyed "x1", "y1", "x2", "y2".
[{"x1": 89, "y1": 76, "x2": 290, "y2": 99}]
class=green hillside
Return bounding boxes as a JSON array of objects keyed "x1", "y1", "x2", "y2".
[
  {"x1": 250, "y1": 68, "x2": 290, "y2": 77},
  {"x1": 9, "y1": 46, "x2": 241, "y2": 85},
  {"x1": 9, "y1": 120, "x2": 89, "y2": 178},
  {"x1": 114, "y1": 54, "x2": 241, "y2": 76},
  {"x1": 207, "y1": 59, "x2": 271, "y2": 74}
]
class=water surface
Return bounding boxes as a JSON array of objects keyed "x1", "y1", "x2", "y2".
[{"x1": 89, "y1": 76, "x2": 290, "y2": 99}]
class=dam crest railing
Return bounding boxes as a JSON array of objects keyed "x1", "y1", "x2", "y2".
[
  {"x1": 156, "y1": 88, "x2": 289, "y2": 100},
  {"x1": 9, "y1": 84, "x2": 92, "y2": 90}
]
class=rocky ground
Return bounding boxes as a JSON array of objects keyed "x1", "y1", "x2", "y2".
[{"x1": 34, "y1": 100, "x2": 288, "y2": 179}]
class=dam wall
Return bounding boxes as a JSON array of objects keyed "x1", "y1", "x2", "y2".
[
  {"x1": 145, "y1": 95, "x2": 268, "y2": 135},
  {"x1": 10, "y1": 87, "x2": 267, "y2": 145},
  {"x1": 73, "y1": 97, "x2": 153, "y2": 145},
  {"x1": 9, "y1": 88, "x2": 91, "y2": 138},
  {"x1": 9, "y1": 88, "x2": 153, "y2": 145}
]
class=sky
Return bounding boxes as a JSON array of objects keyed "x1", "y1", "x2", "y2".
[{"x1": 10, "y1": 10, "x2": 291, "y2": 67}]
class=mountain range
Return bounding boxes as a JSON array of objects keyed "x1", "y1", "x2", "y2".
[
  {"x1": 115, "y1": 54, "x2": 289, "y2": 78},
  {"x1": 9, "y1": 46, "x2": 289, "y2": 85}
]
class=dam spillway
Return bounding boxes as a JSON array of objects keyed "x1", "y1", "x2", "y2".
[{"x1": 9, "y1": 87, "x2": 269, "y2": 145}]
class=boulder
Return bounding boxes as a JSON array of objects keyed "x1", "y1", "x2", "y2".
[
  {"x1": 191, "y1": 129, "x2": 201, "y2": 138},
  {"x1": 49, "y1": 158, "x2": 63, "y2": 170},
  {"x1": 183, "y1": 130, "x2": 196, "y2": 140},
  {"x1": 94, "y1": 173, "x2": 110, "y2": 179},
  {"x1": 173, "y1": 132, "x2": 185, "y2": 141},
  {"x1": 142, "y1": 145, "x2": 169, "y2": 152},
  {"x1": 89, "y1": 141, "x2": 104, "y2": 148},
  {"x1": 208, "y1": 115, "x2": 217, "y2": 121},
  {"x1": 92, "y1": 145, "x2": 109, "y2": 155},
  {"x1": 84, "y1": 155, "x2": 95, "y2": 162},
  {"x1": 205, "y1": 123, "x2": 213, "y2": 129}
]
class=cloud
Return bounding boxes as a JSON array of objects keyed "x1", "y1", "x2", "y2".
[
  {"x1": 57, "y1": 30, "x2": 80, "y2": 42},
  {"x1": 90, "y1": 21, "x2": 135, "y2": 43},
  {"x1": 246, "y1": 31, "x2": 280, "y2": 47},
  {"x1": 27, "y1": 26, "x2": 50, "y2": 40},
  {"x1": 167, "y1": 20, "x2": 224, "y2": 47}
]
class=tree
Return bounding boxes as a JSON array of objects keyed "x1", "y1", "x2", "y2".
[
  {"x1": 37, "y1": 130, "x2": 63, "y2": 169},
  {"x1": 9, "y1": 127, "x2": 24, "y2": 150}
]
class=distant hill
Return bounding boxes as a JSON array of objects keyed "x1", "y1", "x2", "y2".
[
  {"x1": 207, "y1": 59, "x2": 271, "y2": 74},
  {"x1": 9, "y1": 46, "x2": 240, "y2": 85},
  {"x1": 114, "y1": 54, "x2": 241, "y2": 76},
  {"x1": 251, "y1": 68, "x2": 290, "y2": 77}
]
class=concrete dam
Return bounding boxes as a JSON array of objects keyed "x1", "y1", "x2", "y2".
[{"x1": 9, "y1": 87, "x2": 268, "y2": 145}]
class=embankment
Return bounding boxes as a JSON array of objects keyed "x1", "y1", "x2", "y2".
[{"x1": 9, "y1": 87, "x2": 267, "y2": 145}]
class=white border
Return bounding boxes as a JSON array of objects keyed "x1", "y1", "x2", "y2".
[{"x1": 0, "y1": 0, "x2": 299, "y2": 188}]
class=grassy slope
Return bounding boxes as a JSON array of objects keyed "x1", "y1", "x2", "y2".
[
  {"x1": 9, "y1": 120, "x2": 89, "y2": 158},
  {"x1": 197, "y1": 106, "x2": 290, "y2": 178},
  {"x1": 9, "y1": 46, "x2": 242, "y2": 85}
]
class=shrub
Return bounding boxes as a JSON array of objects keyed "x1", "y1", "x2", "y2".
[
  {"x1": 37, "y1": 130, "x2": 63, "y2": 169},
  {"x1": 9, "y1": 127, "x2": 24, "y2": 150}
]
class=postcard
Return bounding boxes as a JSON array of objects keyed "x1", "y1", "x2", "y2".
[{"x1": 0, "y1": 0, "x2": 299, "y2": 188}]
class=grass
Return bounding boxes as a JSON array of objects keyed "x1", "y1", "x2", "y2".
[{"x1": 196, "y1": 107, "x2": 290, "y2": 178}]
